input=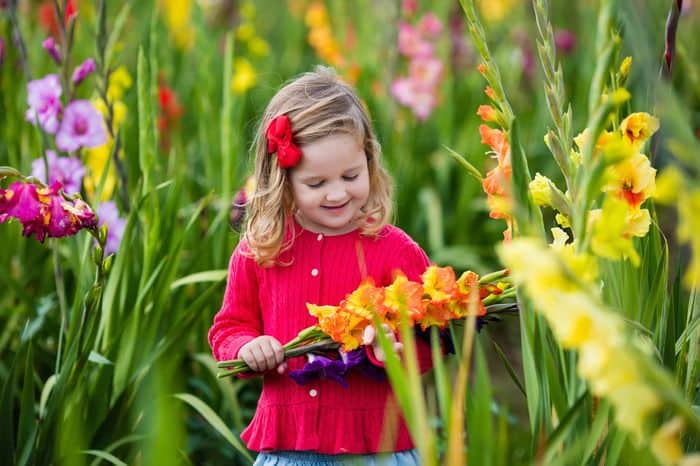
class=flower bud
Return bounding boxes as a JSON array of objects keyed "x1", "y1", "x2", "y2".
[
  {"x1": 72, "y1": 58, "x2": 96, "y2": 86},
  {"x1": 529, "y1": 173, "x2": 554, "y2": 207},
  {"x1": 42, "y1": 37, "x2": 61, "y2": 65}
]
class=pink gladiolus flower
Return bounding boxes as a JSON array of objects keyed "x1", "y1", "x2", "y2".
[
  {"x1": 409, "y1": 56, "x2": 443, "y2": 87},
  {"x1": 26, "y1": 74, "x2": 62, "y2": 134},
  {"x1": 0, "y1": 180, "x2": 96, "y2": 242},
  {"x1": 402, "y1": 0, "x2": 418, "y2": 16},
  {"x1": 31, "y1": 150, "x2": 85, "y2": 195},
  {"x1": 418, "y1": 13, "x2": 442, "y2": 38},
  {"x1": 72, "y1": 58, "x2": 96, "y2": 85},
  {"x1": 42, "y1": 36, "x2": 61, "y2": 64},
  {"x1": 398, "y1": 22, "x2": 433, "y2": 58},
  {"x1": 390, "y1": 77, "x2": 437, "y2": 121},
  {"x1": 97, "y1": 201, "x2": 126, "y2": 255},
  {"x1": 56, "y1": 100, "x2": 107, "y2": 152}
]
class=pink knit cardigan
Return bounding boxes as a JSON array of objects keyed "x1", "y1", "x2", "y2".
[{"x1": 208, "y1": 220, "x2": 432, "y2": 454}]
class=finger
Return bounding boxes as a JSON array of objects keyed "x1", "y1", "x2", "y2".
[
  {"x1": 394, "y1": 341, "x2": 403, "y2": 353},
  {"x1": 276, "y1": 361, "x2": 288, "y2": 374},
  {"x1": 242, "y1": 350, "x2": 259, "y2": 372},
  {"x1": 374, "y1": 346, "x2": 385, "y2": 362},
  {"x1": 260, "y1": 341, "x2": 279, "y2": 371},
  {"x1": 362, "y1": 325, "x2": 376, "y2": 345},
  {"x1": 250, "y1": 347, "x2": 267, "y2": 372}
]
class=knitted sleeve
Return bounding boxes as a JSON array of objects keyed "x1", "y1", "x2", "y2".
[{"x1": 208, "y1": 242, "x2": 263, "y2": 361}]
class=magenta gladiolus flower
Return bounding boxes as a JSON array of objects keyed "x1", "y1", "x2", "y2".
[
  {"x1": 72, "y1": 58, "x2": 96, "y2": 85},
  {"x1": 0, "y1": 38, "x2": 5, "y2": 67},
  {"x1": 31, "y1": 150, "x2": 85, "y2": 195},
  {"x1": 42, "y1": 37, "x2": 61, "y2": 64},
  {"x1": 554, "y1": 29, "x2": 577, "y2": 55},
  {"x1": 56, "y1": 100, "x2": 107, "y2": 152},
  {"x1": 26, "y1": 74, "x2": 63, "y2": 134},
  {"x1": 0, "y1": 180, "x2": 96, "y2": 242},
  {"x1": 97, "y1": 201, "x2": 125, "y2": 255},
  {"x1": 0, "y1": 181, "x2": 42, "y2": 223}
]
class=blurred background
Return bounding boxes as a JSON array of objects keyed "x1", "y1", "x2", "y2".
[{"x1": 0, "y1": 0, "x2": 698, "y2": 464}]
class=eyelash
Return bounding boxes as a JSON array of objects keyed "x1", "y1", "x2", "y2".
[{"x1": 307, "y1": 174, "x2": 359, "y2": 188}]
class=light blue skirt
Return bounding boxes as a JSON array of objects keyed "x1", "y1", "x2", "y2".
[{"x1": 253, "y1": 449, "x2": 420, "y2": 466}]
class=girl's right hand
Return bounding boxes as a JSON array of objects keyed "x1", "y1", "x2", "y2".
[{"x1": 238, "y1": 336, "x2": 286, "y2": 373}]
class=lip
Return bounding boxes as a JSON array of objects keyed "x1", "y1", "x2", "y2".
[{"x1": 322, "y1": 200, "x2": 350, "y2": 210}]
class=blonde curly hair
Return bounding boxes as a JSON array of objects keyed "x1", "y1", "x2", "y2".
[{"x1": 245, "y1": 66, "x2": 393, "y2": 265}]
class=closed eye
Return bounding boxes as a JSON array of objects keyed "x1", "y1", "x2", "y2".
[
  {"x1": 307, "y1": 180, "x2": 325, "y2": 188},
  {"x1": 343, "y1": 174, "x2": 359, "y2": 181}
]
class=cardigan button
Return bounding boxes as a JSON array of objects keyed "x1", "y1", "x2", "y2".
[
  {"x1": 317, "y1": 233, "x2": 323, "y2": 241},
  {"x1": 311, "y1": 268, "x2": 319, "y2": 277},
  {"x1": 309, "y1": 389, "x2": 318, "y2": 397}
]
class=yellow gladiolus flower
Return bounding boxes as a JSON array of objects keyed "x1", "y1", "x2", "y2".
[
  {"x1": 590, "y1": 198, "x2": 643, "y2": 266},
  {"x1": 476, "y1": 0, "x2": 518, "y2": 22},
  {"x1": 549, "y1": 228, "x2": 598, "y2": 285},
  {"x1": 555, "y1": 213, "x2": 571, "y2": 228},
  {"x1": 529, "y1": 172, "x2": 553, "y2": 207},
  {"x1": 107, "y1": 66, "x2": 133, "y2": 102},
  {"x1": 248, "y1": 37, "x2": 270, "y2": 56},
  {"x1": 236, "y1": 23, "x2": 255, "y2": 42},
  {"x1": 230, "y1": 58, "x2": 257, "y2": 95},
  {"x1": 654, "y1": 165, "x2": 685, "y2": 205},
  {"x1": 678, "y1": 189, "x2": 700, "y2": 287},
  {"x1": 159, "y1": 0, "x2": 195, "y2": 49},
  {"x1": 84, "y1": 140, "x2": 118, "y2": 201},
  {"x1": 619, "y1": 56, "x2": 632, "y2": 80},
  {"x1": 651, "y1": 418, "x2": 684, "y2": 466},
  {"x1": 620, "y1": 112, "x2": 660, "y2": 151},
  {"x1": 604, "y1": 152, "x2": 656, "y2": 209}
]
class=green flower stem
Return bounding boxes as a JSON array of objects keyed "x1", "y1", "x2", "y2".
[
  {"x1": 52, "y1": 243, "x2": 68, "y2": 374},
  {"x1": 216, "y1": 339, "x2": 339, "y2": 378},
  {"x1": 482, "y1": 288, "x2": 517, "y2": 305},
  {"x1": 478, "y1": 269, "x2": 509, "y2": 284}
]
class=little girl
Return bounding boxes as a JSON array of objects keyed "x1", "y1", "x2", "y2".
[{"x1": 208, "y1": 66, "x2": 432, "y2": 466}]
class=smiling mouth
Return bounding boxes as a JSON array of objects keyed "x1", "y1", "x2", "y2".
[{"x1": 322, "y1": 200, "x2": 350, "y2": 210}]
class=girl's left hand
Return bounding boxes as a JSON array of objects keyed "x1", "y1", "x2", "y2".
[{"x1": 362, "y1": 324, "x2": 403, "y2": 362}]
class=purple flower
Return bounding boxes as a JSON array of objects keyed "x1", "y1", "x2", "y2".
[
  {"x1": 31, "y1": 150, "x2": 85, "y2": 195},
  {"x1": 72, "y1": 58, "x2": 96, "y2": 86},
  {"x1": 26, "y1": 74, "x2": 63, "y2": 134},
  {"x1": 96, "y1": 201, "x2": 125, "y2": 255},
  {"x1": 554, "y1": 29, "x2": 576, "y2": 55},
  {"x1": 42, "y1": 37, "x2": 61, "y2": 64},
  {"x1": 289, "y1": 353, "x2": 351, "y2": 387},
  {"x1": 56, "y1": 100, "x2": 107, "y2": 152}
]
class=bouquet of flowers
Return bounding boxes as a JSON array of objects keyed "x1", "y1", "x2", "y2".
[{"x1": 216, "y1": 265, "x2": 517, "y2": 385}]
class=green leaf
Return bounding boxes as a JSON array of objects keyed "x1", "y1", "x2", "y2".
[
  {"x1": 83, "y1": 449, "x2": 127, "y2": 466},
  {"x1": 174, "y1": 393, "x2": 254, "y2": 464},
  {"x1": 442, "y1": 145, "x2": 483, "y2": 182},
  {"x1": 491, "y1": 339, "x2": 526, "y2": 397},
  {"x1": 103, "y1": 4, "x2": 131, "y2": 69},
  {"x1": 170, "y1": 270, "x2": 228, "y2": 290},
  {"x1": 88, "y1": 351, "x2": 114, "y2": 366}
]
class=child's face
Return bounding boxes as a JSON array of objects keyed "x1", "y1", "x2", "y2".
[{"x1": 289, "y1": 133, "x2": 370, "y2": 235}]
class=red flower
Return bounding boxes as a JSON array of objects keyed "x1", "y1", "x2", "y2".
[
  {"x1": 38, "y1": 0, "x2": 77, "y2": 37},
  {"x1": 157, "y1": 81, "x2": 184, "y2": 151}
]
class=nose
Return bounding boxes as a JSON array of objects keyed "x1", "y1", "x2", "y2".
[{"x1": 325, "y1": 183, "x2": 347, "y2": 203}]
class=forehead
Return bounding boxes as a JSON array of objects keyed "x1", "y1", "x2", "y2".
[{"x1": 293, "y1": 133, "x2": 366, "y2": 177}]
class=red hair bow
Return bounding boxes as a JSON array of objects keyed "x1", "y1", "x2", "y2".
[{"x1": 266, "y1": 115, "x2": 302, "y2": 169}]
